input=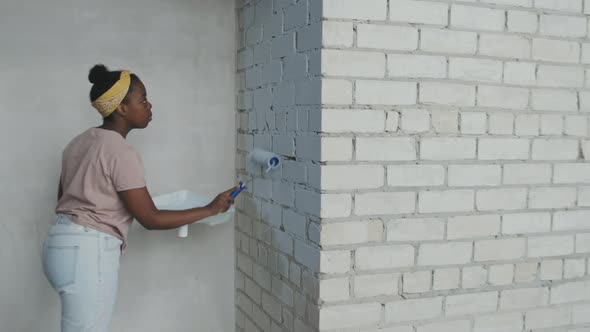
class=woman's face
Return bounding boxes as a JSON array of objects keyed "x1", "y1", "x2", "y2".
[{"x1": 123, "y1": 80, "x2": 153, "y2": 129}]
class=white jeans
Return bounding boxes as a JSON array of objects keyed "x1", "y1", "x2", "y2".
[{"x1": 42, "y1": 214, "x2": 122, "y2": 332}]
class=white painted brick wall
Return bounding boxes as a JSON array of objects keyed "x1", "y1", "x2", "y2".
[{"x1": 238, "y1": 0, "x2": 590, "y2": 331}]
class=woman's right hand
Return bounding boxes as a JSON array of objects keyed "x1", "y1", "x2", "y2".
[{"x1": 206, "y1": 186, "x2": 237, "y2": 215}]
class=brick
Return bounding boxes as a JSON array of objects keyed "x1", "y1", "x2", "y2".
[
  {"x1": 564, "y1": 115, "x2": 588, "y2": 136},
  {"x1": 525, "y1": 307, "x2": 572, "y2": 330},
  {"x1": 476, "y1": 188, "x2": 528, "y2": 211},
  {"x1": 420, "y1": 82, "x2": 476, "y2": 106},
  {"x1": 354, "y1": 273, "x2": 399, "y2": 297},
  {"x1": 319, "y1": 303, "x2": 381, "y2": 330},
  {"x1": 357, "y1": 137, "x2": 417, "y2": 161},
  {"x1": 500, "y1": 287, "x2": 549, "y2": 309},
  {"x1": 474, "y1": 313, "x2": 524, "y2": 332},
  {"x1": 434, "y1": 268, "x2": 460, "y2": 290},
  {"x1": 533, "y1": 89, "x2": 578, "y2": 112},
  {"x1": 540, "y1": 114, "x2": 563, "y2": 135},
  {"x1": 537, "y1": 65, "x2": 584, "y2": 88},
  {"x1": 356, "y1": 80, "x2": 417, "y2": 105},
  {"x1": 420, "y1": 28, "x2": 477, "y2": 55},
  {"x1": 482, "y1": 0, "x2": 532, "y2": 6},
  {"x1": 322, "y1": 50, "x2": 385, "y2": 78},
  {"x1": 283, "y1": 209, "x2": 306, "y2": 238},
  {"x1": 578, "y1": 186, "x2": 590, "y2": 206},
  {"x1": 529, "y1": 187, "x2": 577, "y2": 209},
  {"x1": 478, "y1": 138, "x2": 529, "y2": 160},
  {"x1": 540, "y1": 259, "x2": 563, "y2": 280},
  {"x1": 532, "y1": 139, "x2": 578, "y2": 160},
  {"x1": 284, "y1": 0, "x2": 308, "y2": 30},
  {"x1": 515, "y1": 262, "x2": 538, "y2": 282},
  {"x1": 451, "y1": 4, "x2": 505, "y2": 31},
  {"x1": 322, "y1": 79, "x2": 353, "y2": 105},
  {"x1": 463, "y1": 266, "x2": 488, "y2": 289},
  {"x1": 273, "y1": 135, "x2": 295, "y2": 156},
  {"x1": 551, "y1": 280, "x2": 590, "y2": 304},
  {"x1": 400, "y1": 109, "x2": 430, "y2": 132},
  {"x1": 320, "y1": 250, "x2": 350, "y2": 274},
  {"x1": 583, "y1": 43, "x2": 590, "y2": 64},
  {"x1": 528, "y1": 235, "x2": 575, "y2": 257},
  {"x1": 321, "y1": 221, "x2": 382, "y2": 246},
  {"x1": 388, "y1": 54, "x2": 447, "y2": 79},
  {"x1": 503, "y1": 164, "x2": 551, "y2": 185},
  {"x1": 419, "y1": 190, "x2": 475, "y2": 213},
  {"x1": 489, "y1": 265, "x2": 515, "y2": 285},
  {"x1": 357, "y1": 24, "x2": 418, "y2": 51},
  {"x1": 319, "y1": 278, "x2": 349, "y2": 302},
  {"x1": 564, "y1": 258, "x2": 585, "y2": 278},
  {"x1": 356, "y1": 192, "x2": 416, "y2": 215},
  {"x1": 271, "y1": 32, "x2": 295, "y2": 59},
  {"x1": 322, "y1": 21, "x2": 353, "y2": 48},
  {"x1": 556, "y1": 210, "x2": 590, "y2": 231},
  {"x1": 507, "y1": 10, "x2": 538, "y2": 33},
  {"x1": 386, "y1": 297, "x2": 443, "y2": 323},
  {"x1": 475, "y1": 238, "x2": 526, "y2": 261},
  {"x1": 432, "y1": 110, "x2": 459, "y2": 134},
  {"x1": 420, "y1": 137, "x2": 476, "y2": 160},
  {"x1": 478, "y1": 86, "x2": 529, "y2": 110},
  {"x1": 540, "y1": 14, "x2": 586, "y2": 38},
  {"x1": 502, "y1": 212, "x2": 551, "y2": 234},
  {"x1": 387, "y1": 218, "x2": 445, "y2": 241},
  {"x1": 418, "y1": 242, "x2": 473, "y2": 266},
  {"x1": 418, "y1": 320, "x2": 471, "y2": 332},
  {"x1": 323, "y1": 0, "x2": 387, "y2": 20},
  {"x1": 461, "y1": 112, "x2": 487, "y2": 134},
  {"x1": 479, "y1": 33, "x2": 531, "y2": 59},
  {"x1": 319, "y1": 165, "x2": 383, "y2": 190},
  {"x1": 322, "y1": 137, "x2": 353, "y2": 162},
  {"x1": 388, "y1": 165, "x2": 445, "y2": 187},
  {"x1": 446, "y1": 292, "x2": 498, "y2": 316},
  {"x1": 262, "y1": 292, "x2": 283, "y2": 322},
  {"x1": 533, "y1": 38, "x2": 580, "y2": 63},
  {"x1": 386, "y1": 111, "x2": 400, "y2": 132},
  {"x1": 555, "y1": 163, "x2": 590, "y2": 184},
  {"x1": 515, "y1": 114, "x2": 540, "y2": 136},
  {"x1": 356, "y1": 245, "x2": 415, "y2": 270},
  {"x1": 504, "y1": 61, "x2": 536, "y2": 86},
  {"x1": 389, "y1": 0, "x2": 448, "y2": 25},
  {"x1": 535, "y1": 0, "x2": 583, "y2": 13},
  {"x1": 573, "y1": 303, "x2": 590, "y2": 323},
  {"x1": 447, "y1": 215, "x2": 501, "y2": 239},
  {"x1": 403, "y1": 270, "x2": 432, "y2": 293},
  {"x1": 322, "y1": 109, "x2": 385, "y2": 133},
  {"x1": 294, "y1": 240, "x2": 320, "y2": 271},
  {"x1": 450, "y1": 58, "x2": 502, "y2": 83},
  {"x1": 488, "y1": 113, "x2": 514, "y2": 135}
]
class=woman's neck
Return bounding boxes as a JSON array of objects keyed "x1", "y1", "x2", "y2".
[{"x1": 98, "y1": 121, "x2": 131, "y2": 138}]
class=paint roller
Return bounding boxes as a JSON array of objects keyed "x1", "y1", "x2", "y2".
[
  {"x1": 174, "y1": 149, "x2": 281, "y2": 237},
  {"x1": 229, "y1": 148, "x2": 281, "y2": 198}
]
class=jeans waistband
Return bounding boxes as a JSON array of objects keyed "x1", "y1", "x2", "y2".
[{"x1": 53, "y1": 214, "x2": 119, "y2": 242}]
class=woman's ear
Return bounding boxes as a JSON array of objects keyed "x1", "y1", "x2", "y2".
[{"x1": 113, "y1": 103, "x2": 128, "y2": 118}]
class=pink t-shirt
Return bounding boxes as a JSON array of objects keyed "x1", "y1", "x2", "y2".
[{"x1": 55, "y1": 128, "x2": 146, "y2": 247}]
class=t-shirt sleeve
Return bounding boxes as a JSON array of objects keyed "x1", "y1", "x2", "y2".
[{"x1": 111, "y1": 147, "x2": 147, "y2": 192}]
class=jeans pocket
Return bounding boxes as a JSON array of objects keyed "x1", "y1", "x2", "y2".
[
  {"x1": 104, "y1": 237, "x2": 122, "y2": 251},
  {"x1": 42, "y1": 245, "x2": 79, "y2": 290}
]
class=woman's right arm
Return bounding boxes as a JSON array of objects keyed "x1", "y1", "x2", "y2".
[{"x1": 118, "y1": 186, "x2": 236, "y2": 230}]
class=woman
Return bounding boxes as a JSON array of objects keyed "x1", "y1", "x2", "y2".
[{"x1": 41, "y1": 64, "x2": 236, "y2": 331}]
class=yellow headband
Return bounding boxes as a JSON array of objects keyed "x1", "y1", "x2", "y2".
[{"x1": 91, "y1": 70, "x2": 131, "y2": 118}]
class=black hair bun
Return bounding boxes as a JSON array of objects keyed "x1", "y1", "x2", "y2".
[{"x1": 88, "y1": 64, "x2": 110, "y2": 84}]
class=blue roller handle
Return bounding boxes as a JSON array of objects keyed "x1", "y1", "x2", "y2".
[{"x1": 230, "y1": 182, "x2": 246, "y2": 198}]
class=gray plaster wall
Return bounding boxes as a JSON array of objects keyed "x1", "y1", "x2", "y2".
[{"x1": 0, "y1": 0, "x2": 236, "y2": 331}]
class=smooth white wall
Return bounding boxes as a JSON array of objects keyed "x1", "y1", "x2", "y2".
[{"x1": 0, "y1": 0, "x2": 236, "y2": 331}]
